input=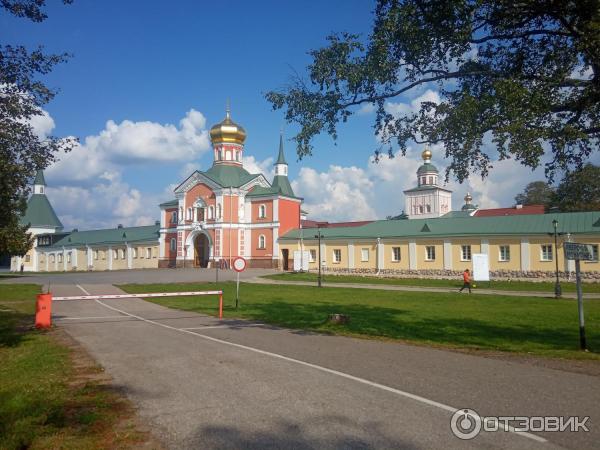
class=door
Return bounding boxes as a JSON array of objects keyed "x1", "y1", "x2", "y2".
[
  {"x1": 194, "y1": 234, "x2": 209, "y2": 268},
  {"x1": 282, "y1": 249, "x2": 289, "y2": 271}
]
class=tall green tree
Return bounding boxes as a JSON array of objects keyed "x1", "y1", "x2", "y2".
[
  {"x1": 266, "y1": 0, "x2": 600, "y2": 182},
  {"x1": 0, "y1": 0, "x2": 75, "y2": 256},
  {"x1": 551, "y1": 164, "x2": 600, "y2": 211},
  {"x1": 514, "y1": 181, "x2": 555, "y2": 206}
]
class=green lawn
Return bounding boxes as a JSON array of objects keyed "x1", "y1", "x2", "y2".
[
  {"x1": 0, "y1": 284, "x2": 147, "y2": 449},
  {"x1": 264, "y1": 272, "x2": 600, "y2": 293},
  {"x1": 119, "y1": 281, "x2": 600, "y2": 360}
]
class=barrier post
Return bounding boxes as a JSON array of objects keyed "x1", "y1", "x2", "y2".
[
  {"x1": 35, "y1": 292, "x2": 53, "y2": 329},
  {"x1": 219, "y1": 292, "x2": 223, "y2": 319}
]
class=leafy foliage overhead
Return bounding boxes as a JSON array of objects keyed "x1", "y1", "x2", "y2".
[
  {"x1": 0, "y1": 0, "x2": 75, "y2": 256},
  {"x1": 266, "y1": 0, "x2": 600, "y2": 182},
  {"x1": 551, "y1": 164, "x2": 600, "y2": 211},
  {"x1": 514, "y1": 181, "x2": 555, "y2": 206}
]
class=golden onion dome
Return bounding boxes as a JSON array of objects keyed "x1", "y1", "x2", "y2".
[
  {"x1": 209, "y1": 109, "x2": 246, "y2": 145},
  {"x1": 464, "y1": 192, "x2": 473, "y2": 203},
  {"x1": 421, "y1": 148, "x2": 432, "y2": 161}
]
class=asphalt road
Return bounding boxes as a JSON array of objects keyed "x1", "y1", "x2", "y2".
[{"x1": 46, "y1": 282, "x2": 599, "y2": 449}]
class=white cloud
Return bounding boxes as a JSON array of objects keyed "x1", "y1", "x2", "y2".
[
  {"x1": 179, "y1": 162, "x2": 199, "y2": 178},
  {"x1": 292, "y1": 165, "x2": 377, "y2": 221},
  {"x1": 243, "y1": 155, "x2": 274, "y2": 178},
  {"x1": 47, "y1": 109, "x2": 211, "y2": 185},
  {"x1": 356, "y1": 102, "x2": 375, "y2": 115},
  {"x1": 385, "y1": 89, "x2": 441, "y2": 117},
  {"x1": 29, "y1": 110, "x2": 55, "y2": 138}
]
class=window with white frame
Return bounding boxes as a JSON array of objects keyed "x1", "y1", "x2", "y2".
[
  {"x1": 259, "y1": 204, "x2": 266, "y2": 218},
  {"x1": 133, "y1": 248, "x2": 138, "y2": 258},
  {"x1": 418, "y1": 205, "x2": 424, "y2": 214},
  {"x1": 50, "y1": 254, "x2": 55, "y2": 263},
  {"x1": 425, "y1": 246, "x2": 436, "y2": 261},
  {"x1": 67, "y1": 252, "x2": 71, "y2": 263},
  {"x1": 25, "y1": 254, "x2": 30, "y2": 262},
  {"x1": 171, "y1": 211, "x2": 177, "y2": 223},
  {"x1": 113, "y1": 249, "x2": 118, "y2": 259},
  {"x1": 119, "y1": 249, "x2": 125, "y2": 259},
  {"x1": 170, "y1": 238, "x2": 176, "y2": 252},
  {"x1": 101, "y1": 250, "x2": 106, "y2": 260},
  {"x1": 392, "y1": 247, "x2": 401, "y2": 262},
  {"x1": 187, "y1": 207, "x2": 192, "y2": 221},
  {"x1": 541, "y1": 244, "x2": 553, "y2": 261},
  {"x1": 333, "y1": 249, "x2": 342, "y2": 263},
  {"x1": 58, "y1": 253, "x2": 63, "y2": 263},
  {"x1": 146, "y1": 247, "x2": 152, "y2": 259},
  {"x1": 592, "y1": 244, "x2": 599, "y2": 261},
  {"x1": 361, "y1": 248, "x2": 369, "y2": 262},
  {"x1": 258, "y1": 235, "x2": 266, "y2": 249},
  {"x1": 208, "y1": 205, "x2": 214, "y2": 219},
  {"x1": 461, "y1": 245, "x2": 472, "y2": 261},
  {"x1": 426, "y1": 204, "x2": 431, "y2": 213},
  {"x1": 93, "y1": 250, "x2": 98, "y2": 260},
  {"x1": 309, "y1": 249, "x2": 316, "y2": 262},
  {"x1": 499, "y1": 245, "x2": 510, "y2": 261},
  {"x1": 217, "y1": 204, "x2": 222, "y2": 219}
]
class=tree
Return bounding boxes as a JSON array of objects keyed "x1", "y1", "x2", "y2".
[
  {"x1": 266, "y1": 0, "x2": 600, "y2": 182},
  {"x1": 514, "y1": 181, "x2": 555, "y2": 206},
  {"x1": 551, "y1": 164, "x2": 600, "y2": 211},
  {"x1": 0, "y1": 0, "x2": 75, "y2": 256}
]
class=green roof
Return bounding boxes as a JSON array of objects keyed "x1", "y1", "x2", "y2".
[
  {"x1": 203, "y1": 164, "x2": 260, "y2": 188},
  {"x1": 276, "y1": 134, "x2": 287, "y2": 165},
  {"x1": 20, "y1": 194, "x2": 63, "y2": 229},
  {"x1": 246, "y1": 186, "x2": 280, "y2": 197},
  {"x1": 159, "y1": 199, "x2": 178, "y2": 208},
  {"x1": 34, "y1": 170, "x2": 46, "y2": 186},
  {"x1": 417, "y1": 163, "x2": 438, "y2": 174},
  {"x1": 272, "y1": 175, "x2": 296, "y2": 197},
  {"x1": 46, "y1": 224, "x2": 160, "y2": 249},
  {"x1": 442, "y1": 210, "x2": 474, "y2": 218},
  {"x1": 280, "y1": 211, "x2": 600, "y2": 240}
]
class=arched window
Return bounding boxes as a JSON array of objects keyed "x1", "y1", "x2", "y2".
[
  {"x1": 187, "y1": 207, "x2": 192, "y2": 221},
  {"x1": 418, "y1": 205, "x2": 424, "y2": 214},
  {"x1": 208, "y1": 205, "x2": 214, "y2": 219},
  {"x1": 426, "y1": 205, "x2": 431, "y2": 213},
  {"x1": 258, "y1": 235, "x2": 266, "y2": 249},
  {"x1": 421, "y1": 176, "x2": 426, "y2": 185},
  {"x1": 50, "y1": 254, "x2": 55, "y2": 263},
  {"x1": 428, "y1": 176, "x2": 433, "y2": 184},
  {"x1": 259, "y1": 204, "x2": 266, "y2": 218},
  {"x1": 217, "y1": 204, "x2": 222, "y2": 219},
  {"x1": 40, "y1": 187, "x2": 44, "y2": 194},
  {"x1": 170, "y1": 238, "x2": 176, "y2": 252},
  {"x1": 171, "y1": 212, "x2": 177, "y2": 223},
  {"x1": 179, "y1": 207, "x2": 183, "y2": 222}
]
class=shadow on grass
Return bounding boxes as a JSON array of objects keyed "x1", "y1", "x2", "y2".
[
  {"x1": 232, "y1": 301, "x2": 597, "y2": 354},
  {"x1": 0, "y1": 310, "x2": 33, "y2": 348}
]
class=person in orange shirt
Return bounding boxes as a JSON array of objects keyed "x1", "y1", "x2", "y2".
[{"x1": 459, "y1": 268, "x2": 472, "y2": 293}]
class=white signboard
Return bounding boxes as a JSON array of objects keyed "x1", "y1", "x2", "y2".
[
  {"x1": 565, "y1": 242, "x2": 595, "y2": 261},
  {"x1": 472, "y1": 253, "x2": 490, "y2": 281},
  {"x1": 293, "y1": 251, "x2": 310, "y2": 272}
]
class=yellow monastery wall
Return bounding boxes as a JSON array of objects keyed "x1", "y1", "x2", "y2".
[
  {"x1": 354, "y1": 242, "x2": 377, "y2": 269},
  {"x1": 383, "y1": 242, "x2": 410, "y2": 270},
  {"x1": 488, "y1": 238, "x2": 521, "y2": 271},
  {"x1": 416, "y1": 239, "x2": 444, "y2": 270}
]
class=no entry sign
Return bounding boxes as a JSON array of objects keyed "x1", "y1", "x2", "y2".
[{"x1": 233, "y1": 257, "x2": 247, "y2": 272}]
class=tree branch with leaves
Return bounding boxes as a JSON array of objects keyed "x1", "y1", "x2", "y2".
[{"x1": 266, "y1": 0, "x2": 600, "y2": 182}]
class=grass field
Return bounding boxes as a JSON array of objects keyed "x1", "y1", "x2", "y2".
[
  {"x1": 264, "y1": 272, "x2": 600, "y2": 293},
  {"x1": 0, "y1": 284, "x2": 150, "y2": 449},
  {"x1": 120, "y1": 281, "x2": 600, "y2": 360}
]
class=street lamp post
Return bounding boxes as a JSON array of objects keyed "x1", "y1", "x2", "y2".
[
  {"x1": 551, "y1": 219, "x2": 562, "y2": 298},
  {"x1": 315, "y1": 227, "x2": 322, "y2": 288}
]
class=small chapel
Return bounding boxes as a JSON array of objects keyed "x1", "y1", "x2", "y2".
[{"x1": 157, "y1": 108, "x2": 302, "y2": 269}]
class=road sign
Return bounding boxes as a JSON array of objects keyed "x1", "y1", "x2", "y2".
[
  {"x1": 232, "y1": 257, "x2": 247, "y2": 272},
  {"x1": 565, "y1": 242, "x2": 595, "y2": 261}
]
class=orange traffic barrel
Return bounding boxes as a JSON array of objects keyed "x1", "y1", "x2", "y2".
[{"x1": 35, "y1": 293, "x2": 53, "y2": 329}]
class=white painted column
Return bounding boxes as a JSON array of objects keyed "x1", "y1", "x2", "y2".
[
  {"x1": 377, "y1": 238, "x2": 384, "y2": 271},
  {"x1": 443, "y1": 239, "x2": 452, "y2": 270},
  {"x1": 273, "y1": 228, "x2": 279, "y2": 260},
  {"x1": 409, "y1": 240, "x2": 417, "y2": 270},
  {"x1": 481, "y1": 239, "x2": 489, "y2": 268},
  {"x1": 108, "y1": 246, "x2": 113, "y2": 270},
  {"x1": 127, "y1": 244, "x2": 133, "y2": 269},
  {"x1": 273, "y1": 199, "x2": 279, "y2": 221},
  {"x1": 520, "y1": 238, "x2": 530, "y2": 271},
  {"x1": 72, "y1": 248, "x2": 78, "y2": 269},
  {"x1": 320, "y1": 240, "x2": 326, "y2": 268},
  {"x1": 62, "y1": 248, "x2": 67, "y2": 271},
  {"x1": 348, "y1": 242, "x2": 354, "y2": 269}
]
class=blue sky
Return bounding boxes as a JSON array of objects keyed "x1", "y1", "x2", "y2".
[{"x1": 5, "y1": 0, "x2": 556, "y2": 229}]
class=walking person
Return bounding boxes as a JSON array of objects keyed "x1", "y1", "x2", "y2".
[{"x1": 459, "y1": 268, "x2": 472, "y2": 293}]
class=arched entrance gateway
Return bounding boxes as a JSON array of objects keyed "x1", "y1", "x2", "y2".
[{"x1": 193, "y1": 233, "x2": 210, "y2": 268}]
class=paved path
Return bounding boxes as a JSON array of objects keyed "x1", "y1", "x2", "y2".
[
  {"x1": 49, "y1": 283, "x2": 600, "y2": 449},
  {"x1": 249, "y1": 277, "x2": 600, "y2": 299}
]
